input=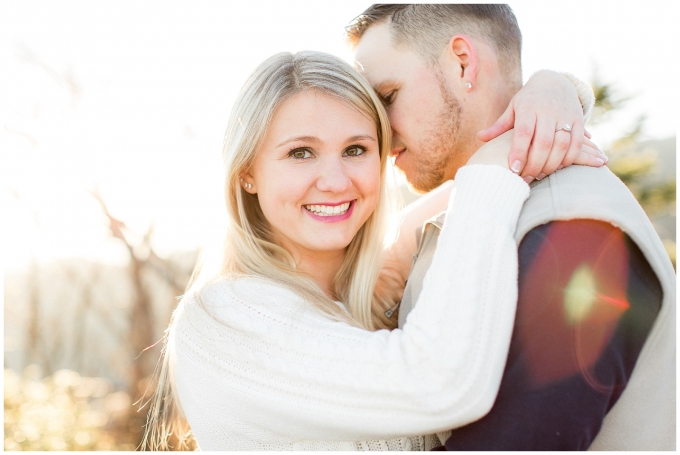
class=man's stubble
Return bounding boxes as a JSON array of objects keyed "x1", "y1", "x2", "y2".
[{"x1": 405, "y1": 69, "x2": 463, "y2": 194}]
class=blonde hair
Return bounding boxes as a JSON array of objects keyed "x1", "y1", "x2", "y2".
[{"x1": 141, "y1": 51, "x2": 396, "y2": 450}]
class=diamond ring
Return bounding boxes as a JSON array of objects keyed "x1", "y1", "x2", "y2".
[{"x1": 555, "y1": 124, "x2": 572, "y2": 133}]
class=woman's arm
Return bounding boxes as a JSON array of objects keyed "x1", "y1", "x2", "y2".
[
  {"x1": 172, "y1": 140, "x2": 529, "y2": 443},
  {"x1": 375, "y1": 130, "x2": 600, "y2": 320}
]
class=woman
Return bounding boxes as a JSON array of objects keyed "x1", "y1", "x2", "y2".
[{"x1": 143, "y1": 51, "x2": 602, "y2": 450}]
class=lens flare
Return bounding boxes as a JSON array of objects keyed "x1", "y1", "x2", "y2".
[
  {"x1": 564, "y1": 265, "x2": 597, "y2": 324},
  {"x1": 518, "y1": 220, "x2": 631, "y2": 390}
]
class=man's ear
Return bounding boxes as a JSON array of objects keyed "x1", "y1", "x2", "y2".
[{"x1": 443, "y1": 34, "x2": 478, "y2": 90}]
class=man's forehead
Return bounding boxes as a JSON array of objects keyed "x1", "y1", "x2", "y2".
[{"x1": 353, "y1": 22, "x2": 404, "y2": 87}]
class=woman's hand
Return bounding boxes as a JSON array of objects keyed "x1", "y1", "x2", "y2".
[
  {"x1": 477, "y1": 70, "x2": 608, "y2": 182},
  {"x1": 467, "y1": 129, "x2": 603, "y2": 180},
  {"x1": 466, "y1": 130, "x2": 515, "y2": 169}
]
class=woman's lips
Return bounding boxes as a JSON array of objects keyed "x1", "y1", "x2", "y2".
[{"x1": 303, "y1": 200, "x2": 355, "y2": 222}]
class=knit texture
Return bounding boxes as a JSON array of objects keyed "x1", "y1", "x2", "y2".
[
  {"x1": 530, "y1": 71, "x2": 595, "y2": 120},
  {"x1": 170, "y1": 165, "x2": 529, "y2": 450},
  {"x1": 559, "y1": 72, "x2": 595, "y2": 120}
]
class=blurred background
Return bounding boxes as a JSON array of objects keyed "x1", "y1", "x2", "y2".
[{"x1": 2, "y1": 1, "x2": 677, "y2": 450}]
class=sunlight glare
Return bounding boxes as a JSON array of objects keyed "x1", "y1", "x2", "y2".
[{"x1": 563, "y1": 264, "x2": 597, "y2": 324}]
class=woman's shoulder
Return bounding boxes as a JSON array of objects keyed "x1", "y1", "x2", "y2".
[
  {"x1": 176, "y1": 275, "x2": 306, "y2": 326},
  {"x1": 194, "y1": 275, "x2": 302, "y2": 305},
  {"x1": 171, "y1": 275, "x2": 344, "y2": 361}
]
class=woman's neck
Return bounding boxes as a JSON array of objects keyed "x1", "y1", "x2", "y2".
[{"x1": 288, "y1": 247, "x2": 346, "y2": 298}]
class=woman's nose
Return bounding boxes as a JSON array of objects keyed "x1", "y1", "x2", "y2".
[{"x1": 316, "y1": 159, "x2": 351, "y2": 193}]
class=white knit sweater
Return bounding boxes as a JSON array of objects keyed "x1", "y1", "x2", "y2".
[{"x1": 170, "y1": 165, "x2": 529, "y2": 450}]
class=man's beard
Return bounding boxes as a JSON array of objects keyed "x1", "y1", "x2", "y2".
[{"x1": 407, "y1": 71, "x2": 462, "y2": 193}]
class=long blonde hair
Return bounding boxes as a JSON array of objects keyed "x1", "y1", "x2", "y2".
[{"x1": 141, "y1": 51, "x2": 396, "y2": 450}]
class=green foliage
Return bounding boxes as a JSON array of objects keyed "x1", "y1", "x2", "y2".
[
  {"x1": 590, "y1": 75, "x2": 676, "y2": 268},
  {"x1": 588, "y1": 74, "x2": 634, "y2": 125}
]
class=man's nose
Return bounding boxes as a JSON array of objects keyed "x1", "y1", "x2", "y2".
[
  {"x1": 316, "y1": 159, "x2": 351, "y2": 193},
  {"x1": 391, "y1": 134, "x2": 404, "y2": 156}
]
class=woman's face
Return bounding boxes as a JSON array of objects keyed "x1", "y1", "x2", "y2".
[{"x1": 243, "y1": 90, "x2": 381, "y2": 262}]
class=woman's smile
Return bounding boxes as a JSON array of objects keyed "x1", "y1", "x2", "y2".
[
  {"x1": 242, "y1": 90, "x2": 381, "y2": 259},
  {"x1": 303, "y1": 200, "x2": 354, "y2": 221}
]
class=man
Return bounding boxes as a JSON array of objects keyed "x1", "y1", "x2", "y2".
[{"x1": 348, "y1": 4, "x2": 675, "y2": 451}]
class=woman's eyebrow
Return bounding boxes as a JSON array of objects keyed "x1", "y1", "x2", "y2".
[
  {"x1": 276, "y1": 136, "x2": 320, "y2": 148},
  {"x1": 276, "y1": 135, "x2": 376, "y2": 148},
  {"x1": 346, "y1": 135, "x2": 377, "y2": 143}
]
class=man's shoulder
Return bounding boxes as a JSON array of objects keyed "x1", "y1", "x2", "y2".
[
  {"x1": 435, "y1": 166, "x2": 635, "y2": 236},
  {"x1": 526, "y1": 164, "x2": 633, "y2": 211},
  {"x1": 518, "y1": 164, "x2": 675, "y2": 291},
  {"x1": 528, "y1": 164, "x2": 625, "y2": 196},
  {"x1": 516, "y1": 165, "x2": 646, "y2": 243},
  {"x1": 423, "y1": 165, "x2": 651, "y2": 257}
]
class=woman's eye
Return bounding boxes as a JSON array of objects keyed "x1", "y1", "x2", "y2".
[
  {"x1": 344, "y1": 146, "x2": 366, "y2": 157},
  {"x1": 289, "y1": 148, "x2": 312, "y2": 159}
]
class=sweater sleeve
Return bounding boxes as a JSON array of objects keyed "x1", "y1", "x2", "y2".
[{"x1": 172, "y1": 164, "x2": 529, "y2": 443}]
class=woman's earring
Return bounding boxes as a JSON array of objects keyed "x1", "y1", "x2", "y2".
[
  {"x1": 465, "y1": 82, "x2": 472, "y2": 90},
  {"x1": 241, "y1": 177, "x2": 253, "y2": 190}
]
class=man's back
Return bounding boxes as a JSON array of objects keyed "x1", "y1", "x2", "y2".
[{"x1": 399, "y1": 165, "x2": 675, "y2": 450}]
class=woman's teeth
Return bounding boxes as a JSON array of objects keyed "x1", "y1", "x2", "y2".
[{"x1": 304, "y1": 202, "x2": 351, "y2": 216}]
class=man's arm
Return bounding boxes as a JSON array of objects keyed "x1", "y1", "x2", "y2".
[{"x1": 442, "y1": 219, "x2": 662, "y2": 451}]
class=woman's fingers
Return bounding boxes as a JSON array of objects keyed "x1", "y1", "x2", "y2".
[
  {"x1": 582, "y1": 136, "x2": 606, "y2": 160},
  {"x1": 479, "y1": 88, "x2": 605, "y2": 180},
  {"x1": 563, "y1": 135, "x2": 607, "y2": 167},
  {"x1": 535, "y1": 124, "x2": 573, "y2": 180},
  {"x1": 519, "y1": 113, "x2": 553, "y2": 181},
  {"x1": 507, "y1": 109, "x2": 537, "y2": 175},
  {"x1": 477, "y1": 103, "x2": 515, "y2": 143},
  {"x1": 561, "y1": 120, "x2": 584, "y2": 168},
  {"x1": 575, "y1": 149, "x2": 605, "y2": 167},
  {"x1": 537, "y1": 130, "x2": 607, "y2": 178},
  {"x1": 572, "y1": 143, "x2": 606, "y2": 167}
]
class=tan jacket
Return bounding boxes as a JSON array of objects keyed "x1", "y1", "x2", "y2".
[{"x1": 399, "y1": 165, "x2": 676, "y2": 450}]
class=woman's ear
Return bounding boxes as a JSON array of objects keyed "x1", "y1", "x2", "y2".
[
  {"x1": 240, "y1": 174, "x2": 257, "y2": 193},
  {"x1": 443, "y1": 34, "x2": 478, "y2": 91}
]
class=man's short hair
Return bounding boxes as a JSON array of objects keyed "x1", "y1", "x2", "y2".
[{"x1": 346, "y1": 4, "x2": 522, "y2": 87}]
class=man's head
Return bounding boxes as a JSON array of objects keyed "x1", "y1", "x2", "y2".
[{"x1": 348, "y1": 5, "x2": 523, "y2": 192}]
